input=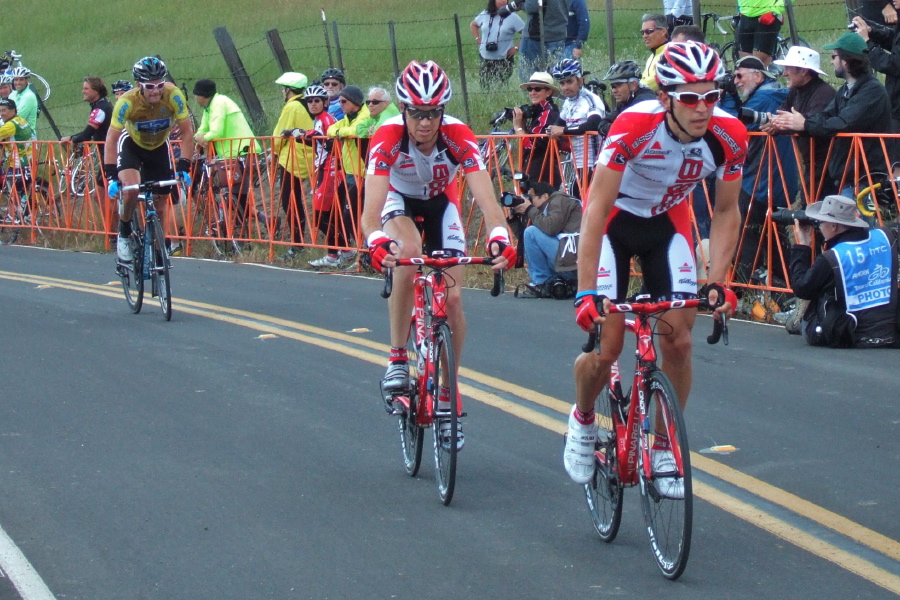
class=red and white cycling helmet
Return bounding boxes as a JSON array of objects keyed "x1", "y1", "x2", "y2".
[
  {"x1": 395, "y1": 60, "x2": 452, "y2": 107},
  {"x1": 655, "y1": 42, "x2": 725, "y2": 88}
]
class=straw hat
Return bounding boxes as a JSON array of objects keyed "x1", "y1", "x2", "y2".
[{"x1": 519, "y1": 72, "x2": 560, "y2": 95}]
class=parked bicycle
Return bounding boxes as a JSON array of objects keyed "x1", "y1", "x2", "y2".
[
  {"x1": 0, "y1": 50, "x2": 51, "y2": 101},
  {"x1": 115, "y1": 179, "x2": 185, "y2": 321},
  {"x1": 582, "y1": 292, "x2": 727, "y2": 580},
  {"x1": 380, "y1": 252, "x2": 503, "y2": 505},
  {"x1": 194, "y1": 155, "x2": 264, "y2": 257},
  {"x1": 0, "y1": 165, "x2": 53, "y2": 244}
]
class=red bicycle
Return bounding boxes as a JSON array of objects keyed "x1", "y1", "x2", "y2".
[
  {"x1": 582, "y1": 293, "x2": 726, "y2": 579},
  {"x1": 380, "y1": 252, "x2": 503, "y2": 505}
]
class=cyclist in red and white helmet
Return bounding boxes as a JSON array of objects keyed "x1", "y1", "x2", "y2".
[
  {"x1": 564, "y1": 42, "x2": 747, "y2": 495},
  {"x1": 361, "y1": 60, "x2": 516, "y2": 451}
]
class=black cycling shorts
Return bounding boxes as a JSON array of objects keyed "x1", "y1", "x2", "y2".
[
  {"x1": 737, "y1": 14, "x2": 782, "y2": 57},
  {"x1": 381, "y1": 190, "x2": 466, "y2": 257},
  {"x1": 115, "y1": 132, "x2": 178, "y2": 202},
  {"x1": 595, "y1": 200, "x2": 697, "y2": 302}
]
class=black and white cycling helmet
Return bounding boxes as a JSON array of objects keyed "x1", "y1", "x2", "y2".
[
  {"x1": 395, "y1": 60, "x2": 452, "y2": 107},
  {"x1": 9, "y1": 67, "x2": 30, "y2": 78},
  {"x1": 551, "y1": 58, "x2": 582, "y2": 80},
  {"x1": 112, "y1": 80, "x2": 133, "y2": 93},
  {"x1": 0, "y1": 72, "x2": 12, "y2": 85},
  {"x1": 655, "y1": 42, "x2": 724, "y2": 88},
  {"x1": 604, "y1": 61, "x2": 641, "y2": 83},
  {"x1": 132, "y1": 57, "x2": 168, "y2": 82},
  {"x1": 304, "y1": 84, "x2": 328, "y2": 99},
  {"x1": 320, "y1": 67, "x2": 345, "y2": 84}
]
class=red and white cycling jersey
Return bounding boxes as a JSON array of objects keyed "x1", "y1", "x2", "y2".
[
  {"x1": 597, "y1": 100, "x2": 747, "y2": 217},
  {"x1": 366, "y1": 114, "x2": 485, "y2": 200}
]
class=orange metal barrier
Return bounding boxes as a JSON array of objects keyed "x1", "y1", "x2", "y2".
[{"x1": 4, "y1": 133, "x2": 899, "y2": 298}]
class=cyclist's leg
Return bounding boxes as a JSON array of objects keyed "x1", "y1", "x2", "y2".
[{"x1": 640, "y1": 201, "x2": 698, "y2": 409}]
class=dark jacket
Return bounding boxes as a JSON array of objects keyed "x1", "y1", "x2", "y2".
[
  {"x1": 565, "y1": 0, "x2": 590, "y2": 46},
  {"x1": 524, "y1": 0, "x2": 569, "y2": 42},
  {"x1": 523, "y1": 189, "x2": 581, "y2": 236},
  {"x1": 790, "y1": 227, "x2": 898, "y2": 347},
  {"x1": 866, "y1": 22, "x2": 900, "y2": 124},
  {"x1": 779, "y1": 76, "x2": 837, "y2": 186},
  {"x1": 742, "y1": 81, "x2": 798, "y2": 207},
  {"x1": 598, "y1": 86, "x2": 656, "y2": 135},
  {"x1": 70, "y1": 96, "x2": 113, "y2": 146},
  {"x1": 804, "y1": 72, "x2": 893, "y2": 184},
  {"x1": 522, "y1": 99, "x2": 561, "y2": 185}
]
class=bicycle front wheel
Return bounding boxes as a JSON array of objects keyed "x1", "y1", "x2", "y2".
[
  {"x1": 118, "y1": 233, "x2": 143, "y2": 314},
  {"x1": 147, "y1": 215, "x2": 172, "y2": 321},
  {"x1": 31, "y1": 73, "x2": 50, "y2": 102},
  {"x1": 639, "y1": 370, "x2": 692, "y2": 580},
  {"x1": 431, "y1": 322, "x2": 458, "y2": 505},
  {"x1": 584, "y1": 381, "x2": 623, "y2": 543},
  {"x1": 398, "y1": 320, "x2": 424, "y2": 476}
]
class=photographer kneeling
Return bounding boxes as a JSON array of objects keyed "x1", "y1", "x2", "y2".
[
  {"x1": 512, "y1": 180, "x2": 582, "y2": 298},
  {"x1": 790, "y1": 195, "x2": 899, "y2": 348}
]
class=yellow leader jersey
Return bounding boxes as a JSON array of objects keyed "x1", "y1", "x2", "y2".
[{"x1": 110, "y1": 83, "x2": 190, "y2": 150}]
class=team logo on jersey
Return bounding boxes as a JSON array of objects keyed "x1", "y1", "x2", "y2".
[
  {"x1": 462, "y1": 157, "x2": 477, "y2": 170},
  {"x1": 135, "y1": 118, "x2": 171, "y2": 134},
  {"x1": 644, "y1": 141, "x2": 668, "y2": 159},
  {"x1": 597, "y1": 267, "x2": 611, "y2": 278},
  {"x1": 688, "y1": 147, "x2": 703, "y2": 157},
  {"x1": 612, "y1": 153, "x2": 627, "y2": 166},
  {"x1": 448, "y1": 223, "x2": 461, "y2": 231},
  {"x1": 712, "y1": 124, "x2": 740, "y2": 154},
  {"x1": 376, "y1": 160, "x2": 390, "y2": 171},
  {"x1": 678, "y1": 262, "x2": 692, "y2": 273}
]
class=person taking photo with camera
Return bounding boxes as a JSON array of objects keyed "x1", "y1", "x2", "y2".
[
  {"x1": 512, "y1": 179, "x2": 582, "y2": 299},
  {"x1": 790, "y1": 194, "x2": 899, "y2": 348},
  {"x1": 513, "y1": 72, "x2": 561, "y2": 185}
]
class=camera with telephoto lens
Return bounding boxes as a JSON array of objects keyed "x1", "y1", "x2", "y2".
[
  {"x1": 719, "y1": 71, "x2": 738, "y2": 99},
  {"x1": 739, "y1": 107, "x2": 773, "y2": 127},
  {"x1": 501, "y1": 192, "x2": 526, "y2": 208},
  {"x1": 498, "y1": 0, "x2": 523, "y2": 16},
  {"x1": 771, "y1": 208, "x2": 817, "y2": 227}
]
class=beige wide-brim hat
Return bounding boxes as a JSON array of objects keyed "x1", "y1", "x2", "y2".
[
  {"x1": 806, "y1": 195, "x2": 869, "y2": 228},
  {"x1": 519, "y1": 72, "x2": 560, "y2": 95},
  {"x1": 773, "y1": 46, "x2": 826, "y2": 76}
]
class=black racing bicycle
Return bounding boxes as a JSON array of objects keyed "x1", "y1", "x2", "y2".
[{"x1": 115, "y1": 179, "x2": 184, "y2": 321}]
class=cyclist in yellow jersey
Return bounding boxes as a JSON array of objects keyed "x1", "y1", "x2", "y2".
[{"x1": 104, "y1": 57, "x2": 194, "y2": 262}]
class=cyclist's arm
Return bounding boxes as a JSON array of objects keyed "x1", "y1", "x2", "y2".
[
  {"x1": 706, "y1": 175, "x2": 742, "y2": 286},
  {"x1": 104, "y1": 126, "x2": 124, "y2": 168},
  {"x1": 361, "y1": 172, "x2": 390, "y2": 242},
  {"x1": 176, "y1": 117, "x2": 195, "y2": 159},
  {"x1": 577, "y1": 164, "x2": 623, "y2": 295}
]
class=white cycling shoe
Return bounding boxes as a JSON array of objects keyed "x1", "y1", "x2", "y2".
[
  {"x1": 564, "y1": 404, "x2": 597, "y2": 484},
  {"x1": 652, "y1": 449, "x2": 685, "y2": 500},
  {"x1": 116, "y1": 235, "x2": 134, "y2": 262}
]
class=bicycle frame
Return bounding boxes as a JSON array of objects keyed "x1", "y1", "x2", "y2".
[{"x1": 596, "y1": 298, "x2": 710, "y2": 487}]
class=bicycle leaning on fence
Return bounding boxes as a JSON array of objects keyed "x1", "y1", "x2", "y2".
[
  {"x1": 580, "y1": 291, "x2": 728, "y2": 580},
  {"x1": 0, "y1": 50, "x2": 51, "y2": 101},
  {"x1": 114, "y1": 179, "x2": 185, "y2": 321},
  {"x1": 379, "y1": 252, "x2": 504, "y2": 506}
]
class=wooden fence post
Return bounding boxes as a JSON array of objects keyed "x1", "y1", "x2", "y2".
[
  {"x1": 453, "y1": 14, "x2": 472, "y2": 126},
  {"x1": 266, "y1": 29, "x2": 293, "y2": 73},
  {"x1": 213, "y1": 26, "x2": 267, "y2": 133},
  {"x1": 605, "y1": 0, "x2": 616, "y2": 64},
  {"x1": 321, "y1": 9, "x2": 334, "y2": 67},
  {"x1": 332, "y1": 22, "x2": 344, "y2": 72},
  {"x1": 389, "y1": 21, "x2": 401, "y2": 82}
]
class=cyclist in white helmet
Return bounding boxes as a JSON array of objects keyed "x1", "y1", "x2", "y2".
[{"x1": 565, "y1": 43, "x2": 746, "y2": 497}]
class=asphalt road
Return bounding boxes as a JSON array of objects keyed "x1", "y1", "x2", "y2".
[{"x1": 0, "y1": 245, "x2": 898, "y2": 599}]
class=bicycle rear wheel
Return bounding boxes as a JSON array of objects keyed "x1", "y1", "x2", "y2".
[
  {"x1": 639, "y1": 370, "x2": 692, "y2": 580},
  {"x1": 431, "y1": 322, "x2": 458, "y2": 505},
  {"x1": 398, "y1": 321, "x2": 424, "y2": 476},
  {"x1": 118, "y1": 232, "x2": 143, "y2": 314},
  {"x1": 584, "y1": 381, "x2": 623, "y2": 543},
  {"x1": 147, "y1": 215, "x2": 172, "y2": 321}
]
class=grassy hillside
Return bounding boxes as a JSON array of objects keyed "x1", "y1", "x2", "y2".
[{"x1": 18, "y1": 0, "x2": 848, "y2": 137}]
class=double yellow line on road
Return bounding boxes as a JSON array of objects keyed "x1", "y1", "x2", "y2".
[{"x1": 4, "y1": 268, "x2": 900, "y2": 594}]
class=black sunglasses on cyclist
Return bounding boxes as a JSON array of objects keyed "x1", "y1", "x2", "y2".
[
  {"x1": 366, "y1": 99, "x2": 386, "y2": 105},
  {"x1": 139, "y1": 81, "x2": 166, "y2": 91},
  {"x1": 668, "y1": 89, "x2": 722, "y2": 107},
  {"x1": 406, "y1": 107, "x2": 443, "y2": 121},
  {"x1": 640, "y1": 27, "x2": 660, "y2": 35}
]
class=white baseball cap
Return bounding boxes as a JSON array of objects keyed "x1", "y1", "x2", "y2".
[{"x1": 773, "y1": 46, "x2": 826, "y2": 76}]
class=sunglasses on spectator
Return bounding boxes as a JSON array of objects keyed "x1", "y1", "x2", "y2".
[
  {"x1": 139, "y1": 81, "x2": 166, "y2": 91},
  {"x1": 525, "y1": 86, "x2": 549, "y2": 92},
  {"x1": 668, "y1": 89, "x2": 722, "y2": 107},
  {"x1": 338, "y1": 98, "x2": 354, "y2": 105},
  {"x1": 323, "y1": 81, "x2": 342, "y2": 87},
  {"x1": 406, "y1": 107, "x2": 444, "y2": 121},
  {"x1": 366, "y1": 99, "x2": 387, "y2": 105},
  {"x1": 640, "y1": 27, "x2": 660, "y2": 35}
]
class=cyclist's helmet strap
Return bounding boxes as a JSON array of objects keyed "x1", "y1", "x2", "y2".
[
  {"x1": 395, "y1": 60, "x2": 452, "y2": 108},
  {"x1": 132, "y1": 57, "x2": 168, "y2": 82}
]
